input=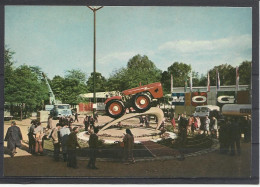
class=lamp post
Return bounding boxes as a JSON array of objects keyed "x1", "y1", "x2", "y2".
[{"x1": 87, "y1": 6, "x2": 103, "y2": 115}]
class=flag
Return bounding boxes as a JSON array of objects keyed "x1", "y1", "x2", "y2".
[
  {"x1": 236, "y1": 66, "x2": 239, "y2": 91},
  {"x1": 170, "y1": 74, "x2": 173, "y2": 93},
  {"x1": 207, "y1": 72, "x2": 210, "y2": 92},
  {"x1": 184, "y1": 77, "x2": 187, "y2": 92},
  {"x1": 190, "y1": 71, "x2": 192, "y2": 92},
  {"x1": 216, "y1": 69, "x2": 220, "y2": 91}
]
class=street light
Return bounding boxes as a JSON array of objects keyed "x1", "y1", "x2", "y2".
[{"x1": 87, "y1": 6, "x2": 103, "y2": 115}]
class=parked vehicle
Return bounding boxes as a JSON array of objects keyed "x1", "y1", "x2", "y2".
[
  {"x1": 42, "y1": 73, "x2": 72, "y2": 119},
  {"x1": 193, "y1": 105, "x2": 220, "y2": 118},
  {"x1": 222, "y1": 104, "x2": 251, "y2": 116},
  {"x1": 104, "y1": 82, "x2": 164, "y2": 118}
]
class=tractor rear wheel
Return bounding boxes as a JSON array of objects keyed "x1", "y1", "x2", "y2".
[
  {"x1": 105, "y1": 100, "x2": 126, "y2": 118},
  {"x1": 132, "y1": 94, "x2": 152, "y2": 113}
]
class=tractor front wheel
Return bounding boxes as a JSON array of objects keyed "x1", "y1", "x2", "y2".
[
  {"x1": 132, "y1": 94, "x2": 152, "y2": 113},
  {"x1": 105, "y1": 100, "x2": 126, "y2": 118}
]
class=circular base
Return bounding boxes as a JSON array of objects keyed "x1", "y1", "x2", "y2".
[{"x1": 78, "y1": 127, "x2": 177, "y2": 144}]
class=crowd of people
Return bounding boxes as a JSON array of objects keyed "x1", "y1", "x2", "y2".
[
  {"x1": 83, "y1": 113, "x2": 98, "y2": 133},
  {"x1": 4, "y1": 110, "x2": 251, "y2": 167},
  {"x1": 168, "y1": 112, "x2": 252, "y2": 158}
]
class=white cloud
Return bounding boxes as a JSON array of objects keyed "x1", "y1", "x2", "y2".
[
  {"x1": 158, "y1": 34, "x2": 251, "y2": 54},
  {"x1": 97, "y1": 51, "x2": 138, "y2": 65}
]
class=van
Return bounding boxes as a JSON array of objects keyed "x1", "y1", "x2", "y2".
[{"x1": 193, "y1": 105, "x2": 220, "y2": 117}]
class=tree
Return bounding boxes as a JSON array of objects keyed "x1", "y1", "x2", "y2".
[
  {"x1": 161, "y1": 62, "x2": 191, "y2": 93},
  {"x1": 50, "y1": 75, "x2": 89, "y2": 105},
  {"x1": 238, "y1": 61, "x2": 251, "y2": 85},
  {"x1": 50, "y1": 75, "x2": 65, "y2": 102},
  {"x1": 208, "y1": 64, "x2": 236, "y2": 86},
  {"x1": 65, "y1": 69, "x2": 87, "y2": 84},
  {"x1": 86, "y1": 72, "x2": 107, "y2": 92},
  {"x1": 107, "y1": 54, "x2": 162, "y2": 91},
  {"x1": 62, "y1": 78, "x2": 88, "y2": 105},
  {"x1": 6, "y1": 65, "x2": 49, "y2": 120}
]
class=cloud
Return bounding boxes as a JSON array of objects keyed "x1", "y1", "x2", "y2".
[
  {"x1": 158, "y1": 34, "x2": 251, "y2": 54},
  {"x1": 98, "y1": 51, "x2": 138, "y2": 65}
]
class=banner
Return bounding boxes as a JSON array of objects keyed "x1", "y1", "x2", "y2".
[
  {"x1": 185, "y1": 93, "x2": 191, "y2": 106},
  {"x1": 191, "y1": 92, "x2": 207, "y2": 106},
  {"x1": 172, "y1": 93, "x2": 185, "y2": 106},
  {"x1": 207, "y1": 72, "x2": 210, "y2": 92},
  {"x1": 237, "y1": 91, "x2": 250, "y2": 104},
  {"x1": 217, "y1": 91, "x2": 236, "y2": 107},
  {"x1": 236, "y1": 66, "x2": 239, "y2": 91}
]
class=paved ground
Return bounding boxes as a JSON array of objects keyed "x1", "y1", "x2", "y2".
[{"x1": 3, "y1": 116, "x2": 252, "y2": 179}]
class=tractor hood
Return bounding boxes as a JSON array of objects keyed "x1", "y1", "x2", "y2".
[{"x1": 122, "y1": 82, "x2": 163, "y2": 98}]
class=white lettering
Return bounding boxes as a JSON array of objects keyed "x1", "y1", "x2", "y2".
[
  {"x1": 217, "y1": 96, "x2": 235, "y2": 104},
  {"x1": 192, "y1": 96, "x2": 207, "y2": 103},
  {"x1": 172, "y1": 96, "x2": 185, "y2": 103}
]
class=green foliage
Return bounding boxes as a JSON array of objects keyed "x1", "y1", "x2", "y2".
[
  {"x1": 107, "y1": 54, "x2": 162, "y2": 91},
  {"x1": 86, "y1": 72, "x2": 107, "y2": 92},
  {"x1": 161, "y1": 62, "x2": 191, "y2": 93},
  {"x1": 65, "y1": 69, "x2": 87, "y2": 84},
  {"x1": 5, "y1": 64, "x2": 49, "y2": 119},
  {"x1": 208, "y1": 64, "x2": 236, "y2": 86},
  {"x1": 238, "y1": 61, "x2": 251, "y2": 85},
  {"x1": 50, "y1": 75, "x2": 89, "y2": 105}
]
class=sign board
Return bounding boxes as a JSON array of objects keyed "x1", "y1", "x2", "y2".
[
  {"x1": 172, "y1": 93, "x2": 185, "y2": 106},
  {"x1": 217, "y1": 91, "x2": 236, "y2": 107},
  {"x1": 191, "y1": 92, "x2": 207, "y2": 106}
]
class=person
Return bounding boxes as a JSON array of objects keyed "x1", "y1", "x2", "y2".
[
  {"x1": 188, "y1": 115, "x2": 194, "y2": 134},
  {"x1": 47, "y1": 116, "x2": 53, "y2": 130},
  {"x1": 204, "y1": 115, "x2": 210, "y2": 135},
  {"x1": 59, "y1": 124, "x2": 71, "y2": 162},
  {"x1": 229, "y1": 117, "x2": 241, "y2": 156},
  {"x1": 74, "y1": 109, "x2": 79, "y2": 122},
  {"x1": 83, "y1": 115, "x2": 89, "y2": 132},
  {"x1": 68, "y1": 116, "x2": 74, "y2": 129},
  {"x1": 51, "y1": 123, "x2": 61, "y2": 161},
  {"x1": 243, "y1": 115, "x2": 251, "y2": 143},
  {"x1": 28, "y1": 120, "x2": 36, "y2": 154},
  {"x1": 177, "y1": 114, "x2": 181, "y2": 121},
  {"x1": 67, "y1": 127, "x2": 81, "y2": 168},
  {"x1": 59, "y1": 117, "x2": 64, "y2": 126},
  {"x1": 177, "y1": 114, "x2": 188, "y2": 161},
  {"x1": 139, "y1": 116, "x2": 144, "y2": 126},
  {"x1": 47, "y1": 116, "x2": 54, "y2": 139},
  {"x1": 87, "y1": 127, "x2": 100, "y2": 169},
  {"x1": 218, "y1": 118, "x2": 229, "y2": 154},
  {"x1": 4, "y1": 121, "x2": 23, "y2": 157},
  {"x1": 159, "y1": 119, "x2": 166, "y2": 135},
  {"x1": 145, "y1": 115, "x2": 150, "y2": 128},
  {"x1": 94, "y1": 111, "x2": 99, "y2": 123},
  {"x1": 171, "y1": 115, "x2": 176, "y2": 130},
  {"x1": 210, "y1": 116, "x2": 218, "y2": 138},
  {"x1": 33, "y1": 121, "x2": 45, "y2": 155},
  {"x1": 123, "y1": 129, "x2": 135, "y2": 164},
  {"x1": 89, "y1": 115, "x2": 95, "y2": 129},
  {"x1": 195, "y1": 116, "x2": 201, "y2": 131}
]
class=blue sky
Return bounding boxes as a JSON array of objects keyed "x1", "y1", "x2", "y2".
[{"x1": 5, "y1": 6, "x2": 252, "y2": 79}]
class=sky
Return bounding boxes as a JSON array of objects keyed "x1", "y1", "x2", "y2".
[{"x1": 5, "y1": 6, "x2": 252, "y2": 79}]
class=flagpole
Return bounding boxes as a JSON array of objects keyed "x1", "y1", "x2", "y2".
[
  {"x1": 190, "y1": 71, "x2": 192, "y2": 116},
  {"x1": 235, "y1": 66, "x2": 239, "y2": 103}
]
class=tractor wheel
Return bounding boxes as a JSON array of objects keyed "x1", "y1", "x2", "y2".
[
  {"x1": 132, "y1": 94, "x2": 152, "y2": 113},
  {"x1": 105, "y1": 100, "x2": 126, "y2": 118}
]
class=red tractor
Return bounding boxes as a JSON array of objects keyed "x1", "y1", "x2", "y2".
[{"x1": 104, "y1": 82, "x2": 164, "y2": 118}]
